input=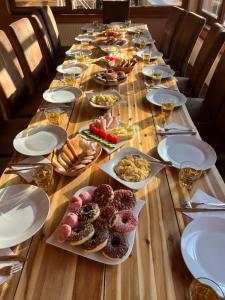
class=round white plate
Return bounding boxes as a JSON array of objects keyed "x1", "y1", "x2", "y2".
[
  {"x1": 136, "y1": 49, "x2": 163, "y2": 60},
  {"x1": 132, "y1": 37, "x2": 154, "y2": 45},
  {"x1": 181, "y1": 217, "x2": 225, "y2": 296},
  {"x1": 146, "y1": 89, "x2": 187, "y2": 107},
  {"x1": 57, "y1": 63, "x2": 88, "y2": 75},
  {"x1": 43, "y1": 87, "x2": 82, "y2": 103},
  {"x1": 0, "y1": 184, "x2": 49, "y2": 249},
  {"x1": 47, "y1": 185, "x2": 145, "y2": 265},
  {"x1": 81, "y1": 24, "x2": 104, "y2": 32},
  {"x1": 65, "y1": 49, "x2": 92, "y2": 57},
  {"x1": 157, "y1": 136, "x2": 217, "y2": 170},
  {"x1": 142, "y1": 64, "x2": 175, "y2": 79},
  {"x1": 75, "y1": 34, "x2": 95, "y2": 42},
  {"x1": 13, "y1": 125, "x2": 67, "y2": 156}
]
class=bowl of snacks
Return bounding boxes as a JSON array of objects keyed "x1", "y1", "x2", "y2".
[
  {"x1": 85, "y1": 89, "x2": 126, "y2": 109},
  {"x1": 99, "y1": 45, "x2": 121, "y2": 54},
  {"x1": 97, "y1": 37, "x2": 127, "y2": 47},
  {"x1": 46, "y1": 184, "x2": 145, "y2": 265},
  {"x1": 79, "y1": 112, "x2": 137, "y2": 154},
  {"x1": 93, "y1": 69, "x2": 127, "y2": 86},
  {"x1": 51, "y1": 135, "x2": 102, "y2": 177},
  {"x1": 99, "y1": 147, "x2": 165, "y2": 189},
  {"x1": 108, "y1": 57, "x2": 137, "y2": 73},
  {"x1": 105, "y1": 28, "x2": 123, "y2": 38}
]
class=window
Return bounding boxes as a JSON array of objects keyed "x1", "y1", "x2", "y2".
[
  {"x1": 201, "y1": 0, "x2": 223, "y2": 17},
  {"x1": 14, "y1": 0, "x2": 66, "y2": 7}
]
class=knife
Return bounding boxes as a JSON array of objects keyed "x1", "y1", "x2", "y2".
[
  {"x1": 157, "y1": 131, "x2": 196, "y2": 136},
  {"x1": 176, "y1": 207, "x2": 225, "y2": 212}
]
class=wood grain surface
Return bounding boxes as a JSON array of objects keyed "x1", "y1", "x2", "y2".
[{"x1": 0, "y1": 24, "x2": 224, "y2": 300}]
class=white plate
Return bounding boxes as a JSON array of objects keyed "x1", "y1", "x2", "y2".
[
  {"x1": 136, "y1": 49, "x2": 163, "y2": 60},
  {"x1": 13, "y1": 125, "x2": 67, "y2": 156},
  {"x1": 65, "y1": 49, "x2": 92, "y2": 57},
  {"x1": 85, "y1": 89, "x2": 126, "y2": 109},
  {"x1": 99, "y1": 45, "x2": 121, "y2": 54},
  {"x1": 75, "y1": 34, "x2": 95, "y2": 43},
  {"x1": 146, "y1": 89, "x2": 187, "y2": 107},
  {"x1": 181, "y1": 217, "x2": 225, "y2": 296},
  {"x1": 132, "y1": 37, "x2": 154, "y2": 45},
  {"x1": 107, "y1": 22, "x2": 125, "y2": 28},
  {"x1": 43, "y1": 87, "x2": 82, "y2": 103},
  {"x1": 47, "y1": 186, "x2": 145, "y2": 265},
  {"x1": 157, "y1": 136, "x2": 217, "y2": 170},
  {"x1": 99, "y1": 147, "x2": 165, "y2": 190},
  {"x1": 0, "y1": 184, "x2": 49, "y2": 249},
  {"x1": 81, "y1": 24, "x2": 105, "y2": 32},
  {"x1": 57, "y1": 63, "x2": 88, "y2": 75},
  {"x1": 142, "y1": 64, "x2": 175, "y2": 79},
  {"x1": 79, "y1": 121, "x2": 137, "y2": 154}
]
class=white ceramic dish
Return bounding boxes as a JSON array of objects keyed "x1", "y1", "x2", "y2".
[
  {"x1": 181, "y1": 217, "x2": 225, "y2": 297},
  {"x1": 107, "y1": 22, "x2": 125, "y2": 28},
  {"x1": 46, "y1": 186, "x2": 145, "y2": 265},
  {"x1": 142, "y1": 64, "x2": 175, "y2": 79},
  {"x1": 132, "y1": 37, "x2": 154, "y2": 45},
  {"x1": 157, "y1": 136, "x2": 217, "y2": 170},
  {"x1": 99, "y1": 147, "x2": 165, "y2": 189},
  {"x1": 146, "y1": 89, "x2": 187, "y2": 107},
  {"x1": 81, "y1": 24, "x2": 105, "y2": 32},
  {"x1": 79, "y1": 121, "x2": 137, "y2": 154},
  {"x1": 0, "y1": 184, "x2": 49, "y2": 249},
  {"x1": 43, "y1": 87, "x2": 82, "y2": 103},
  {"x1": 92, "y1": 73, "x2": 127, "y2": 86},
  {"x1": 85, "y1": 89, "x2": 126, "y2": 109},
  {"x1": 57, "y1": 63, "x2": 88, "y2": 75},
  {"x1": 65, "y1": 49, "x2": 92, "y2": 57},
  {"x1": 13, "y1": 125, "x2": 67, "y2": 156},
  {"x1": 136, "y1": 49, "x2": 163, "y2": 60},
  {"x1": 99, "y1": 45, "x2": 121, "y2": 54},
  {"x1": 75, "y1": 34, "x2": 95, "y2": 43}
]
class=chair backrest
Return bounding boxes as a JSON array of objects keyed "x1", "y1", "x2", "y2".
[
  {"x1": 38, "y1": 6, "x2": 61, "y2": 55},
  {"x1": 205, "y1": 50, "x2": 225, "y2": 122},
  {"x1": 7, "y1": 18, "x2": 47, "y2": 94},
  {"x1": 103, "y1": 0, "x2": 130, "y2": 24},
  {"x1": 0, "y1": 30, "x2": 28, "y2": 118},
  {"x1": 161, "y1": 6, "x2": 186, "y2": 58},
  {"x1": 190, "y1": 23, "x2": 225, "y2": 97},
  {"x1": 170, "y1": 12, "x2": 206, "y2": 76},
  {"x1": 30, "y1": 10, "x2": 55, "y2": 73}
]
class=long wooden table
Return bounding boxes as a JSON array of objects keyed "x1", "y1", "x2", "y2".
[{"x1": 0, "y1": 24, "x2": 225, "y2": 300}]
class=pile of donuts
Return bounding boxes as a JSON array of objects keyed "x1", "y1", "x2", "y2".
[{"x1": 56, "y1": 184, "x2": 139, "y2": 260}]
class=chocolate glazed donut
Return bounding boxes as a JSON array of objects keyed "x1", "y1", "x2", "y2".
[
  {"x1": 69, "y1": 223, "x2": 95, "y2": 246},
  {"x1": 102, "y1": 232, "x2": 129, "y2": 259},
  {"x1": 77, "y1": 203, "x2": 100, "y2": 224},
  {"x1": 110, "y1": 189, "x2": 136, "y2": 210},
  {"x1": 92, "y1": 184, "x2": 114, "y2": 208},
  {"x1": 93, "y1": 205, "x2": 117, "y2": 229},
  {"x1": 82, "y1": 227, "x2": 109, "y2": 253}
]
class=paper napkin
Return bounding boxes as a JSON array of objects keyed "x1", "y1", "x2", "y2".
[
  {"x1": 11, "y1": 156, "x2": 51, "y2": 183},
  {"x1": 0, "y1": 248, "x2": 22, "y2": 285},
  {"x1": 184, "y1": 189, "x2": 225, "y2": 220},
  {"x1": 157, "y1": 123, "x2": 193, "y2": 134}
]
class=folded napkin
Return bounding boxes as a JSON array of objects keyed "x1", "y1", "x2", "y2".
[
  {"x1": 184, "y1": 189, "x2": 225, "y2": 219},
  {"x1": 157, "y1": 122, "x2": 194, "y2": 134},
  {"x1": 11, "y1": 156, "x2": 51, "y2": 183},
  {"x1": 0, "y1": 249, "x2": 22, "y2": 285}
]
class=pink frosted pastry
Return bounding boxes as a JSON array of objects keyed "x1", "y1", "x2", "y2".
[
  {"x1": 79, "y1": 191, "x2": 93, "y2": 204},
  {"x1": 110, "y1": 210, "x2": 138, "y2": 233},
  {"x1": 56, "y1": 224, "x2": 71, "y2": 243},
  {"x1": 68, "y1": 195, "x2": 82, "y2": 212},
  {"x1": 63, "y1": 212, "x2": 78, "y2": 228}
]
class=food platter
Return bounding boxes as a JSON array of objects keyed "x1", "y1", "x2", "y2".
[
  {"x1": 99, "y1": 147, "x2": 165, "y2": 190},
  {"x1": 46, "y1": 185, "x2": 145, "y2": 265},
  {"x1": 92, "y1": 70, "x2": 127, "y2": 86},
  {"x1": 43, "y1": 87, "x2": 82, "y2": 103},
  {"x1": 13, "y1": 125, "x2": 67, "y2": 156}
]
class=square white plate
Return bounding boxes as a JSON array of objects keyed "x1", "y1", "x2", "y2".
[
  {"x1": 85, "y1": 89, "x2": 126, "y2": 109},
  {"x1": 46, "y1": 186, "x2": 145, "y2": 265},
  {"x1": 99, "y1": 147, "x2": 165, "y2": 189}
]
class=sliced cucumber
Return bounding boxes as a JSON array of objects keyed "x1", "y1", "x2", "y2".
[{"x1": 81, "y1": 130, "x2": 116, "y2": 149}]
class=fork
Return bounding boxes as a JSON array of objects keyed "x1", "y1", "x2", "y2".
[
  {"x1": 191, "y1": 202, "x2": 225, "y2": 208},
  {"x1": 0, "y1": 263, "x2": 22, "y2": 276}
]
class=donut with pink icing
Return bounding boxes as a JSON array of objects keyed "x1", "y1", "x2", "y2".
[
  {"x1": 56, "y1": 224, "x2": 72, "y2": 243},
  {"x1": 68, "y1": 195, "x2": 82, "y2": 212},
  {"x1": 79, "y1": 191, "x2": 93, "y2": 204},
  {"x1": 63, "y1": 212, "x2": 78, "y2": 228},
  {"x1": 110, "y1": 210, "x2": 138, "y2": 233}
]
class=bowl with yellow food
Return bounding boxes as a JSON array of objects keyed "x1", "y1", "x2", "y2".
[{"x1": 85, "y1": 89, "x2": 126, "y2": 109}]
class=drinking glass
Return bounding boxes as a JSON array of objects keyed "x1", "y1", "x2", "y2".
[
  {"x1": 139, "y1": 39, "x2": 147, "y2": 49},
  {"x1": 125, "y1": 19, "x2": 131, "y2": 27},
  {"x1": 33, "y1": 164, "x2": 54, "y2": 192},
  {"x1": 179, "y1": 161, "x2": 202, "y2": 192},
  {"x1": 143, "y1": 53, "x2": 151, "y2": 64},
  {"x1": 63, "y1": 73, "x2": 76, "y2": 86},
  {"x1": 161, "y1": 99, "x2": 175, "y2": 125},
  {"x1": 87, "y1": 29, "x2": 94, "y2": 36},
  {"x1": 151, "y1": 71, "x2": 163, "y2": 85},
  {"x1": 134, "y1": 30, "x2": 141, "y2": 38},
  {"x1": 81, "y1": 41, "x2": 89, "y2": 49},
  {"x1": 189, "y1": 277, "x2": 224, "y2": 300},
  {"x1": 44, "y1": 108, "x2": 61, "y2": 125}
]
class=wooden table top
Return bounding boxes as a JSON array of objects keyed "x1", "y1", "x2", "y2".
[{"x1": 0, "y1": 24, "x2": 225, "y2": 300}]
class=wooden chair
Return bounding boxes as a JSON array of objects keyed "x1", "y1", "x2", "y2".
[
  {"x1": 0, "y1": 30, "x2": 41, "y2": 119},
  {"x1": 7, "y1": 18, "x2": 53, "y2": 94},
  {"x1": 160, "y1": 6, "x2": 186, "y2": 59},
  {"x1": 177, "y1": 23, "x2": 225, "y2": 97},
  {"x1": 38, "y1": 6, "x2": 67, "y2": 57},
  {"x1": 103, "y1": 0, "x2": 130, "y2": 24},
  {"x1": 169, "y1": 12, "x2": 206, "y2": 76}
]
